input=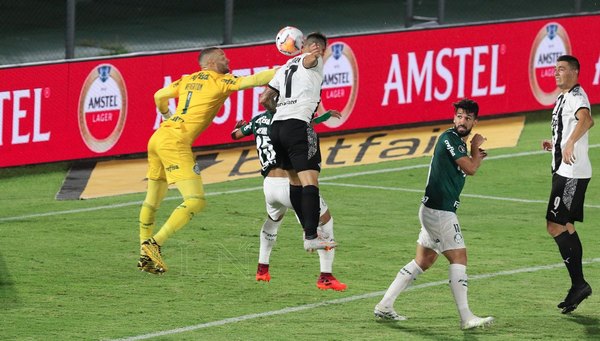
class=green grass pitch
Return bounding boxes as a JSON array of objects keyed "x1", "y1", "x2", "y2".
[{"x1": 0, "y1": 109, "x2": 598, "y2": 340}]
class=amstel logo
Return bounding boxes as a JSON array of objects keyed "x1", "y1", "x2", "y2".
[
  {"x1": 529, "y1": 22, "x2": 571, "y2": 106},
  {"x1": 317, "y1": 42, "x2": 358, "y2": 128},
  {"x1": 78, "y1": 64, "x2": 127, "y2": 153}
]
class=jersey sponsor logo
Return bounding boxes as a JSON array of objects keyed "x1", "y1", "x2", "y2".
[
  {"x1": 318, "y1": 42, "x2": 358, "y2": 128},
  {"x1": 78, "y1": 64, "x2": 127, "y2": 153},
  {"x1": 529, "y1": 23, "x2": 572, "y2": 106},
  {"x1": 255, "y1": 116, "x2": 272, "y2": 125},
  {"x1": 277, "y1": 99, "x2": 298, "y2": 107},
  {"x1": 444, "y1": 139, "x2": 456, "y2": 156},
  {"x1": 166, "y1": 164, "x2": 179, "y2": 172},
  {"x1": 255, "y1": 127, "x2": 268, "y2": 135}
]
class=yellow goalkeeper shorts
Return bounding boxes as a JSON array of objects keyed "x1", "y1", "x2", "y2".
[{"x1": 146, "y1": 127, "x2": 202, "y2": 184}]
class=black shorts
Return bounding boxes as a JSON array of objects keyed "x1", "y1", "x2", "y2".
[
  {"x1": 546, "y1": 173, "x2": 590, "y2": 225},
  {"x1": 269, "y1": 119, "x2": 321, "y2": 172}
]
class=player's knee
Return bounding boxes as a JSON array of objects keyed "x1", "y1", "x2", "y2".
[
  {"x1": 142, "y1": 201, "x2": 159, "y2": 212},
  {"x1": 139, "y1": 202, "x2": 159, "y2": 222},
  {"x1": 546, "y1": 221, "x2": 566, "y2": 237},
  {"x1": 183, "y1": 197, "x2": 206, "y2": 215}
]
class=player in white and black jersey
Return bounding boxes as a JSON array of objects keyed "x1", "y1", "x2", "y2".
[
  {"x1": 260, "y1": 32, "x2": 340, "y2": 252},
  {"x1": 542, "y1": 55, "x2": 594, "y2": 314}
]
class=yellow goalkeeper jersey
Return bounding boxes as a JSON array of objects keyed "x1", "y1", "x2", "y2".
[{"x1": 156, "y1": 68, "x2": 274, "y2": 143}]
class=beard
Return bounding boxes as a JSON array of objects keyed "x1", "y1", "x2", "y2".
[{"x1": 455, "y1": 125, "x2": 471, "y2": 137}]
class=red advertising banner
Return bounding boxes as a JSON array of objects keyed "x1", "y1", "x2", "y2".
[{"x1": 1, "y1": 15, "x2": 599, "y2": 167}]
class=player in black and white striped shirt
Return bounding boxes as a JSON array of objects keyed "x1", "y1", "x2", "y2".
[{"x1": 542, "y1": 55, "x2": 594, "y2": 314}]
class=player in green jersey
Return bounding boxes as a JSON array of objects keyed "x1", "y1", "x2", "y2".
[
  {"x1": 374, "y1": 98, "x2": 494, "y2": 330},
  {"x1": 230, "y1": 110, "x2": 347, "y2": 291}
]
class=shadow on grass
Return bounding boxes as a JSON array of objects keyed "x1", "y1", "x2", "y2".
[
  {"x1": 375, "y1": 318, "x2": 493, "y2": 341},
  {"x1": 0, "y1": 251, "x2": 20, "y2": 308},
  {"x1": 569, "y1": 314, "x2": 600, "y2": 339}
]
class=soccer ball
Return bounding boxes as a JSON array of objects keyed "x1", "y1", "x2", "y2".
[{"x1": 275, "y1": 26, "x2": 304, "y2": 56}]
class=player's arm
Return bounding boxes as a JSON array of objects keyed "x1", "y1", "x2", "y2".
[
  {"x1": 154, "y1": 82, "x2": 179, "y2": 119},
  {"x1": 230, "y1": 120, "x2": 250, "y2": 140},
  {"x1": 455, "y1": 133, "x2": 487, "y2": 175},
  {"x1": 313, "y1": 110, "x2": 341, "y2": 125},
  {"x1": 260, "y1": 87, "x2": 279, "y2": 112},
  {"x1": 238, "y1": 68, "x2": 277, "y2": 90},
  {"x1": 562, "y1": 107, "x2": 594, "y2": 165},
  {"x1": 302, "y1": 43, "x2": 322, "y2": 69}
]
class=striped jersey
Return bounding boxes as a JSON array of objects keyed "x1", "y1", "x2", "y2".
[
  {"x1": 550, "y1": 84, "x2": 592, "y2": 178},
  {"x1": 422, "y1": 128, "x2": 469, "y2": 212},
  {"x1": 268, "y1": 53, "x2": 323, "y2": 123}
]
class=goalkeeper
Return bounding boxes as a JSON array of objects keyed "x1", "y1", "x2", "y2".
[{"x1": 137, "y1": 47, "x2": 276, "y2": 274}]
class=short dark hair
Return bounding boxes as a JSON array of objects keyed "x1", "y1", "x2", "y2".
[
  {"x1": 557, "y1": 55, "x2": 580, "y2": 72},
  {"x1": 306, "y1": 32, "x2": 327, "y2": 48},
  {"x1": 453, "y1": 98, "x2": 479, "y2": 118}
]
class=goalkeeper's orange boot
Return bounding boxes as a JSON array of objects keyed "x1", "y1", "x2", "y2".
[
  {"x1": 141, "y1": 238, "x2": 168, "y2": 272},
  {"x1": 316, "y1": 274, "x2": 347, "y2": 291}
]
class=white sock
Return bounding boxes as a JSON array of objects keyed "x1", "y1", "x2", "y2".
[
  {"x1": 317, "y1": 218, "x2": 335, "y2": 273},
  {"x1": 258, "y1": 218, "x2": 281, "y2": 264},
  {"x1": 379, "y1": 259, "x2": 423, "y2": 308},
  {"x1": 449, "y1": 263, "x2": 475, "y2": 322}
]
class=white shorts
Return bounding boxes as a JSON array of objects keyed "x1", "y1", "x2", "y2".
[
  {"x1": 263, "y1": 176, "x2": 328, "y2": 221},
  {"x1": 416, "y1": 204, "x2": 465, "y2": 253}
]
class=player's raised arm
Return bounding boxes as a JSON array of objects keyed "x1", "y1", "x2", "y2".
[
  {"x1": 260, "y1": 87, "x2": 279, "y2": 112},
  {"x1": 238, "y1": 68, "x2": 277, "y2": 90},
  {"x1": 455, "y1": 133, "x2": 487, "y2": 176}
]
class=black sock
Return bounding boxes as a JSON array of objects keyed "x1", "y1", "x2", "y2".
[
  {"x1": 302, "y1": 185, "x2": 320, "y2": 238},
  {"x1": 554, "y1": 231, "x2": 585, "y2": 287},
  {"x1": 289, "y1": 184, "x2": 304, "y2": 227},
  {"x1": 569, "y1": 231, "x2": 586, "y2": 287}
]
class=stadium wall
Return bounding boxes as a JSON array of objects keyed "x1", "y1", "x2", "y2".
[{"x1": 1, "y1": 15, "x2": 599, "y2": 168}]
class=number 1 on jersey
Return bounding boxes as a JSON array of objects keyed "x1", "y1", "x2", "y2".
[{"x1": 284, "y1": 65, "x2": 298, "y2": 98}]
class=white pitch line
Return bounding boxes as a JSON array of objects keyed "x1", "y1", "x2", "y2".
[
  {"x1": 110, "y1": 258, "x2": 600, "y2": 341},
  {"x1": 0, "y1": 186, "x2": 261, "y2": 223},
  {"x1": 2, "y1": 145, "x2": 599, "y2": 223},
  {"x1": 320, "y1": 182, "x2": 600, "y2": 208}
]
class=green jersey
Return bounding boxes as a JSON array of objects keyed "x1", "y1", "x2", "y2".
[
  {"x1": 239, "y1": 110, "x2": 333, "y2": 177},
  {"x1": 240, "y1": 111, "x2": 277, "y2": 177},
  {"x1": 422, "y1": 127, "x2": 469, "y2": 212}
]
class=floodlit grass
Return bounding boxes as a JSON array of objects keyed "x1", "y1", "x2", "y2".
[{"x1": 0, "y1": 109, "x2": 598, "y2": 340}]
